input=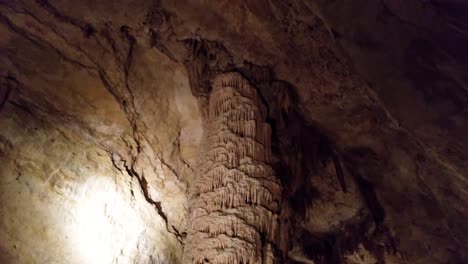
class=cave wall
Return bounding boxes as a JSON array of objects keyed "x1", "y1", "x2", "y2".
[
  {"x1": 0, "y1": 0, "x2": 467, "y2": 263},
  {"x1": 0, "y1": 100, "x2": 180, "y2": 263},
  {"x1": 0, "y1": 2, "x2": 202, "y2": 260}
]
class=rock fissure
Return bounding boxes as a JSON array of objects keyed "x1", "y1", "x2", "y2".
[
  {"x1": 108, "y1": 151, "x2": 185, "y2": 245},
  {"x1": 0, "y1": 75, "x2": 15, "y2": 112}
]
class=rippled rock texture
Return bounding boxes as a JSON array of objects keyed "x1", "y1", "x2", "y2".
[
  {"x1": 0, "y1": 0, "x2": 467, "y2": 264},
  {"x1": 184, "y1": 73, "x2": 281, "y2": 264}
]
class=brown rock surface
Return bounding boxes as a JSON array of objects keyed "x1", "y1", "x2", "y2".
[{"x1": 0, "y1": 0, "x2": 466, "y2": 263}]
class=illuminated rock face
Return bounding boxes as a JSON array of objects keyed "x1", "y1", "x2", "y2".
[
  {"x1": 0, "y1": 103, "x2": 182, "y2": 264},
  {"x1": 0, "y1": 25, "x2": 196, "y2": 262},
  {"x1": 183, "y1": 73, "x2": 282, "y2": 264}
]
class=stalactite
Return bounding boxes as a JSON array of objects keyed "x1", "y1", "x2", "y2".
[{"x1": 183, "y1": 73, "x2": 282, "y2": 263}]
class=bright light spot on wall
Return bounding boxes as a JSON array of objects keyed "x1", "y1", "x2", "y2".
[{"x1": 73, "y1": 177, "x2": 146, "y2": 264}]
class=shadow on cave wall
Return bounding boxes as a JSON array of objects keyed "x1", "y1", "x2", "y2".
[{"x1": 239, "y1": 63, "x2": 398, "y2": 263}]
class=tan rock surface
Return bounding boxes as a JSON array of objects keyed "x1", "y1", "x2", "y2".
[
  {"x1": 0, "y1": 0, "x2": 466, "y2": 263},
  {"x1": 184, "y1": 73, "x2": 281, "y2": 263}
]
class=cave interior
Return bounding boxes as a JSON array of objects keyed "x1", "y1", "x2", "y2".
[{"x1": 0, "y1": 1, "x2": 467, "y2": 264}]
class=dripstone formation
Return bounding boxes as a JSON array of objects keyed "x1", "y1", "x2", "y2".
[{"x1": 183, "y1": 73, "x2": 282, "y2": 264}]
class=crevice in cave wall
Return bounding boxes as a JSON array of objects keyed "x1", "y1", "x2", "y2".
[
  {"x1": 114, "y1": 154, "x2": 186, "y2": 245},
  {"x1": 0, "y1": 75, "x2": 15, "y2": 112}
]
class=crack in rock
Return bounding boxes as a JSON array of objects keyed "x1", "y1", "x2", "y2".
[{"x1": 107, "y1": 151, "x2": 185, "y2": 245}]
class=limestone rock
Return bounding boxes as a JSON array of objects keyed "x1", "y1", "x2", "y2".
[{"x1": 0, "y1": 0, "x2": 466, "y2": 263}]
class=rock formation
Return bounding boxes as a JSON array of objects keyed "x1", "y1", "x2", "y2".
[
  {"x1": 184, "y1": 73, "x2": 281, "y2": 264},
  {"x1": 0, "y1": 0, "x2": 467, "y2": 264}
]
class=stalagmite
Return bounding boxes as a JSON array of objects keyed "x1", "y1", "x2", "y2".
[{"x1": 183, "y1": 73, "x2": 282, "y2": 264}]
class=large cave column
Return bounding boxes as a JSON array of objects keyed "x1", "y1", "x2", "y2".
[{"x1": 183, "y1": 73, "x2": 282, "y2": 264}]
